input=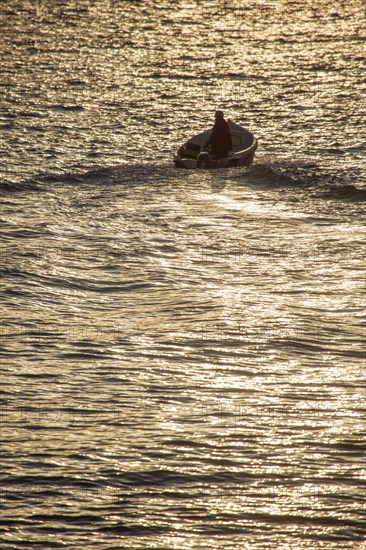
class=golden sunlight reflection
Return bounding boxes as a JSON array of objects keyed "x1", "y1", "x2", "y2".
[{"x1": 1, "y1": 0, "x2": 365, "y2": 548}]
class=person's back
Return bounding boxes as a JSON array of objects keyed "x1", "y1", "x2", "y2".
[{"x1": 206, "y1": 111, "x2": 233, "y2": 159}]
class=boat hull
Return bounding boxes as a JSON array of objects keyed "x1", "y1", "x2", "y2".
[{"x1": 174, "y1": 121, "x2": 258, "y2": 169}]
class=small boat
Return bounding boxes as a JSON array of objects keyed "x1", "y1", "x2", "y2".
[{"x1": 174, "y1": 121, "x2": 258, "y2": 169}]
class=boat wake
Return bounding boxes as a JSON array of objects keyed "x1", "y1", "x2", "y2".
[
  {"x1": 1, "y1": 159, "x2": 365, "y2": 202},
  {"x1": 239, "y1": 159, "x2": 366, "y2": 201},
  {"x1": 0, "y1": 162, "x2": 180, "y2": 194}
]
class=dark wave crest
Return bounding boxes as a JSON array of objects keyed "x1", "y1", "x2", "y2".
[
  {"x1": 0, "y1": 162, "x2": 180, "y2": 194},
  {"x1": 242, "y1": 160, "x2": 366, "y2": 200}
]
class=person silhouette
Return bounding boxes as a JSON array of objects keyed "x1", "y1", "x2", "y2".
[{"x1": 205, "y1": 111, "x2": 233, "y2": 159}]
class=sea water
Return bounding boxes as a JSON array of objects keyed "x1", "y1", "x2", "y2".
[{"x1": 1, "y1": 1, "x2": 365, "y2": 548}]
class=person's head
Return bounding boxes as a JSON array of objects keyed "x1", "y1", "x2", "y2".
[{"x1": 215, "y1": 110, "x2": 224, "y2": 120}]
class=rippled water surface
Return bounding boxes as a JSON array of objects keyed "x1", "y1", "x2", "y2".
[{"x1": 1, "y1": 1, "x2": 366, "y2": 548}]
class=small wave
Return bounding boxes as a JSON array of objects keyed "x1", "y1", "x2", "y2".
[
  {"x1": 66, "y1": 79, "x2": 86, "y2": 86},
  {"x1": 49, "y1": 104, "x2": 85, "y2": 112},
  {"x1": 244, "y1": 160, "x2": 330, "y2": 187},
  {"x1": 0, "y1": 179, "x2": 43, "y2": 194},
  {"x1": 3, "y1": 162, "x2": 178, "y2": 191},
  {"x1": 242, "y1": 160, "x2": 366, "y2": 199},
  {"x1": 316, "y1": 184, "x2": 366, "y2": 201},
  {"x1": 99, "y1": 524, "x2": 170, "y2": 536},
  {"x1": 16, "y1": 110, "x2": 46, "y2": 118}
]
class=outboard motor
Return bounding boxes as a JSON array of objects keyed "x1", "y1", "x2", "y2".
[{"x1": 197, "y1": 151, "x2": 215, "y2": 169}]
